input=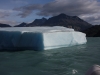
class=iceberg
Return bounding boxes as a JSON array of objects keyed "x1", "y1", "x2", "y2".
[{"x1": 0, "y1": 26, "x2": 87, "y2": 51}]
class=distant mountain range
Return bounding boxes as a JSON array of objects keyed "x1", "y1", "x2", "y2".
[
  {"x1": 27, "y1": 17, "x2": 47, "y2": 27},
  {"x1": 0, "y1": 23, "x2": 11, "y2": 27},
  {"x1": 42, "y1": 14, "x2": 92, "y2": 31},
  {"x1": 83, "y1": 25, "x2": 100, "y2": 37},
  {"x1": 14, "y1": 22, "x2": 27, "y2": 27},
  {"x1": 4, "y1": 13, "x2": 91, "y2": 31},
  {"x1": 1, "y1": 13, "x2": 100, "y2": 37},
  {"x1": 23, "y1": 13, "x2": 92, "y2": 31}
]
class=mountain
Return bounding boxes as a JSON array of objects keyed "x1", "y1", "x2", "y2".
[
  {"x1": 42, "y1": 13, "x2": 92, "y2": 31},
  {"x1": 0, "y1": 23, "x2": 11, "y2": 27},
  {"x1": 27, "y1": 18, "x2": 47, "y2": 27},
  {"x1": 13, "y1": 13, "x2": 92, "y2": 31},
  {"x1": 14, "y1": 22, "x2": 27, "y2": 27},
  {"x1": 83, "y1": 25, "x2": 100, "y2": 37}
]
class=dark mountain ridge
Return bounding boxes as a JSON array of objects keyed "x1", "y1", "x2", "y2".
[
  {"x1": 42, "y1": 13, "x2": 92, "y2": 31},
  {"x1": 14, "y1": 22, "x2": 27, "y2": 27},
  {"x1": 83, "y1": 25, "x2": 100, "y2": 37},
  {"x1": 0, "y1": 13, "x2": 92, "y2": 32},
  {"x1": 0, "y1": 23, "x2": 11, "y2": 27},
  {"x1": 27, "y1": 17, "x2": 47, "y2": 27}
]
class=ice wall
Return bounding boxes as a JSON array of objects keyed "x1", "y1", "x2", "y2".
[
  {"x1": 0, "y1": 27, "x2": 87, "y2": 51},
  {"x1": 43, "y1": 32, "x2": 86, "y2": 50}
]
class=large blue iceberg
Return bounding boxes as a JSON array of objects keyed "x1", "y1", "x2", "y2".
[{"x1": 0, "y1": 26, "x2": 87, "y2": 51}]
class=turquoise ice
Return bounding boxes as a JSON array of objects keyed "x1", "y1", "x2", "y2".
[{"x1": 0, "y1": 26, "x2": 87, "y2": 51}]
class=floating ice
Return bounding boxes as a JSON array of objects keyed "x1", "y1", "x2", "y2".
[{"x1": 0, "y1": 26, "x2": 87, "y2": 51}]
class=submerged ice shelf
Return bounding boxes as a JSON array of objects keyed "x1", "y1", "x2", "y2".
[{"x1": 0, "y1": 26, "x2": 87, "y2": 51}]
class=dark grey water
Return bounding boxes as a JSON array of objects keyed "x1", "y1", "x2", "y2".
[{"x1": 0, "y1": 37, "x2": 100, "y2": 75}]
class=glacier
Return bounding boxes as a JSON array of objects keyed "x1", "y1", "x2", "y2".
[{"x1": 0, "y1": 26, "x2": 87, "y2": 51}]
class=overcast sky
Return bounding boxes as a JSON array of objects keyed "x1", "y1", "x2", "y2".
[{"x1": 0, "y1": 0, "x2": 100, "y2": 26}]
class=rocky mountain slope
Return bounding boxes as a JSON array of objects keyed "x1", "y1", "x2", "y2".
[
  {"x1": 0, "y1": 13, "x2": 92, "y2": 31},
  {"x1": 14, "y1": 22, "x2": 27, "y2": 27},
  {"x1": 27, "y1": 18, "x2": 47, "y2": 27},
  {"x1": 83, "y1": 25, "x2": 100, "y2": 37},
  {"x1": 41, "y1": 13, "x2": 92, "y2": 31},
  {"x1": 0, "y1": 23, "x2": 11, "y2": 27}
]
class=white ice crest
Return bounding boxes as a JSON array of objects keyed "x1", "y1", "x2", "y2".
[{"x1": 72, "y1": 69, "x2": 78, "y2": 74}]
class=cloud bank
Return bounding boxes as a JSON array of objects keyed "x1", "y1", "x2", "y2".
[
  {"x1": 0, "y1": 10, "x2": 11, "y2": 18},
  {"x1": 14, "y1": 0, "x2": 100, "y2": 24},
  {"x1": 0, "y1": 19, "x2": 21, "y2": 26},
  {"x1": 13, "y1": 4, "x2": 42, "y2": 18}
]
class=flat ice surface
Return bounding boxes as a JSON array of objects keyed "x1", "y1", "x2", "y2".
[
  {"x1": 0, "y1": 26, "x2": 87, "y2": 51},
  {"x1": 0, "y1": 26, "x2": 74, "y2": 32}
]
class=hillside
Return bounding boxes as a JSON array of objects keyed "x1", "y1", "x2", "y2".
[
  {"x1": 41, "y1": 13, "x2": 92, "y2": 31},
  {"x1": 83, "y1": 25, "x2": 100, "y2": 37},
  {"x1": 0, "y1": 23, "x2": 11, "y2": 27}
]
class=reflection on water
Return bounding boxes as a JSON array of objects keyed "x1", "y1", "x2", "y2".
[{"x1": 0, "y1": 38, "x2": 100, "y2": 75}]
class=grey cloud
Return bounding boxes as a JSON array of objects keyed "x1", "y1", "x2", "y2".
[
  {"x1": 14, "y1": 0, "x2": 100, "y2": 17},
  {"x1": 13, "y1": 4, "x2": 43, "y2": 18},
  {"x1": 13, "y1": 0, "x2": 100, "y2": 24},
  {"x1": 80, "y1": 14, "x2": 100, "y2": 25},
  {"x1": 0, "y1": 20, "x2": 21, "y2": 26},
  {"x1": 0, "y1": 9, "x2": 14, "y2": 18},
  {"x1": 37, "y1": 0, "x2": 100, "y2": 16},
  {"x1": 0, "y1": 12, "x2": 10, "y2": 18}
]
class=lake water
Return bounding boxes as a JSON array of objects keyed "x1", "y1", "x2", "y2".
[{"x1": 0, "y1": 37, "x2": 100, "y2": 75}]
